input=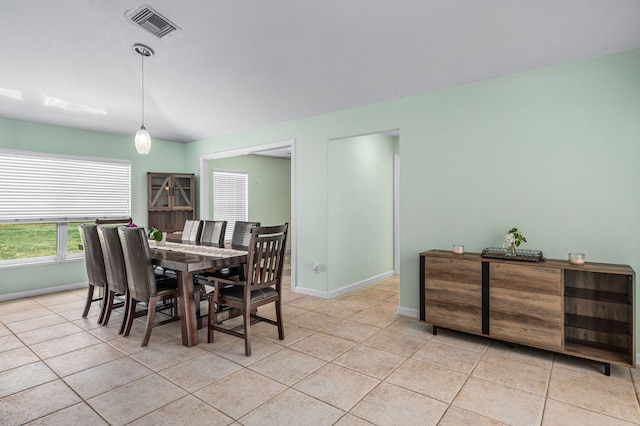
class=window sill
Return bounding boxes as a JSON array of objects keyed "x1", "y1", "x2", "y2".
[{"x1": 0, "y1": 255, "x2": 84, "y2": 271}]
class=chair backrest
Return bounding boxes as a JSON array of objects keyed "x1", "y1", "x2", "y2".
[
  {"x1": 231, "y1": 221, "x2": 260, "y2": 250},
  {"x1": 96, "y1": 218, "x2": 133, "y2": 226},
  {"x1": 97, "y1": 225, "x2": 128, "y2": 295},
  {"x1": 78, "y1": 224, "x2": 108, "y2": 288},
  {"x1": 118, "y1": 226, "x2": 157, "y2": 302},
  {"x1": 245, "y1": 224, "x2": 288, "y2": 290},
  {"x1": 182, "y1": 219, "x2": 203, "y2": 242},
  {"x1": 200, "y1": 220, "x2": 227, "y2": 247}
]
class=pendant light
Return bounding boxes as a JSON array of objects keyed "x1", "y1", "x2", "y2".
[{"x1": 134, "y1": 44, "x2": 154, "y2": 154}]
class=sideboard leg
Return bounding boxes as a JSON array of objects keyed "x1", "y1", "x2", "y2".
[
  {"x1": 604, "y1": 363, "x2": 611, "y2": 376},
  {"x1": 432, "y1": 325, "x2": 438, "y2": 336}
]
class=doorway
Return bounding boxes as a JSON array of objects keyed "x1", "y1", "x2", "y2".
[{"x1": 199, "y1": 139, "x2": 296, "y2": 289}]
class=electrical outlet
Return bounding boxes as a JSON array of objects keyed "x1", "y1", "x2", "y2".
[{"x1": 365, "y1": 256, "x2": 370, "y2": 265}]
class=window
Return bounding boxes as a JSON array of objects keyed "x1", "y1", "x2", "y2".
[
  {"x1": 0, "y1": 150, "x2": 130, "y2": 264},
  {"x1": 213, "y1": 170, "x2": 247, "y2": 242}
]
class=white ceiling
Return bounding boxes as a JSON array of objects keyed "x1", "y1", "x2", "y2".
[{"x1": 1, "y1": 1, "x2": 639, "y2": 144}]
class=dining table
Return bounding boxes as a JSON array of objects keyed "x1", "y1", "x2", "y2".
[{"x1": 148, "y1": 240, "x2": 247, "y2": 347}]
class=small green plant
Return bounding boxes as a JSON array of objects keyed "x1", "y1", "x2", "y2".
[
  {"x1": 505, "y1": 227, "x2": 526, "y2": 253},
  {"x1": 147, "y1": 227, "x2": 163, "y2": 242}
]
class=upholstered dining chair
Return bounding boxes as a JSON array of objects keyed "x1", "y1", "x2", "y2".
[
  {"x1": 78, "y1": 224, "x2": 108, "y2": 322},
  {"x1": 199, "y1": 220, "x2": 227, "y2": 247},
  {"x1": 118, "y1": 226, "x2": 180, "y2": 346},
  {"x1": 96, "y1": 225, "x2": 129, "y2": 333},
  {"x1": 207, "y1": 223, "x2": 288, "y2": 356},
  {"x1": 182, "y1": 219, "x2": 203, "y2": 242}
]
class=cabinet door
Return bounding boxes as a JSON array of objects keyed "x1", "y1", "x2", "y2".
[
  {"x1": 425, "y1": 256, "x2": 482, "y2": 334},
  {"x1": 490, "y1": 263, "x2": 562, "y2": 351},
  {"x1": 148, "y1": 174, "x2": 171, "y2": 210},
  {"x1": 172, "y1": 175, "x2": 194, "y2": 210}
]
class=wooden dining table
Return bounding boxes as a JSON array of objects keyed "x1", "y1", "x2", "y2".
[{"x1": 149, "y1": 241, "x2": 247, "y2": 347}]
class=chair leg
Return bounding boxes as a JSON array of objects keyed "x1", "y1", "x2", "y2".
[
  {"x1": 123, "y1": 296, "x2": 137, "y2": 337},
  {"x1": 119, "y1": 291, "x2": 131, "y2": 335},
  {"x1": 82, "y1": 284, "x2": 95, "y2": 318},
  {"x1": 142, "y1": 297, "x2": 157, "y2": 347},
  {"x1": 207, "y1": 296, "x2": 215, "y2": 343},
  {"x1": 275, "y1": 298, "x2": 284, "y2": 340},
  {"x1": 101, "y1": 290, "x2": 115, "y2": 326},
  {"x1": 244, "y1": 303, "x2": 252, "y2": 356}
]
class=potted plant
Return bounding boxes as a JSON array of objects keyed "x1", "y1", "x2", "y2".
[
  {"x1": 505, "y1": 227, "x2": 526, "y2": 255},
  {"x1": 148, "y1": 227, "x2": 166, "y2": 245}
]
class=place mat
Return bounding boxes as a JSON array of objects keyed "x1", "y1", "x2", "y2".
[{"x1": 149, "y1": 241, "x2": 247, "y2": 258}]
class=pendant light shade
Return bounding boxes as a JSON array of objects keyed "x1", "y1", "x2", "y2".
[
  {"x1": 135, "y1": 125, "x2": 151, "y2": 154},
  {"x1": 133, "y1": 44, "x2": 154, "y2": 154}
]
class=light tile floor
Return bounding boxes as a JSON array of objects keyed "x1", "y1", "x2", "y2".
[{"x1": 1, "y1": 271, "x2": 639, "y2": 425}]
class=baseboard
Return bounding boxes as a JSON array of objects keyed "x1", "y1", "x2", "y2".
[
  {"x1": 293, "y1": 270, "x2": 395, "y2": 299},
  {"x1": 0, "y1": 282, "x2": 86, "y2": 302},
  {"x1": 397, "y1": 306, "x2": 420, "y2": 318},
  {"x1": 327, "y1": 270, "x2": 395, "y2": 298}
]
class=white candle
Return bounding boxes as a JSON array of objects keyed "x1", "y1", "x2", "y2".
[
  {"x1": 569, "y1": 253, "x2": 585, "y2": 265},
  {"x1": 453, "y1": 245, "x2": 465, "y2": 254}
]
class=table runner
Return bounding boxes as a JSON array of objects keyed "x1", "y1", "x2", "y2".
[{"x1": 149, "y1": 241, "x2": 247, "y2": 258}]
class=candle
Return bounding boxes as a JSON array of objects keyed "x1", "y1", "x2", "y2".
[
  {"x1": 453, "y1": 245, "x2": 465, "y2": 254},
  {"x1": 569, "y1": 253, "x2": 585, "y2": 265}
]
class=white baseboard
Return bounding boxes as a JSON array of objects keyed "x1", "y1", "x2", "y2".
[
  {"x1": 397, "y1": 306, "x2": 420, "y2": 318},
  {"x1": 0, "y1": 282, "x2": 86, "y2": 302},
  {"x1": 293, "y1": 270, "x2": 394, "y2": 299},
  {"x1": 327, "y1": 271, "x2": 394, "y2": 298}
]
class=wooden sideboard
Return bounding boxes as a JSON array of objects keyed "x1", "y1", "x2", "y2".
[{"x1": 420, "y1": 250, "x2": 636, "y2": 375}]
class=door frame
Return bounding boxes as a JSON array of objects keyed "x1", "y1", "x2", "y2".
[{"x1": 199, "y1": 139, "x2": 296, "y2": 290}]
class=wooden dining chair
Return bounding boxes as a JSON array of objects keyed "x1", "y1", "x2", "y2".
[
  {"x1": 207, "y1": 223, "x2": 288, "y2": 356},
  {"x1": 78, "y1": 224, "x2": 108, "y2": 322},
  {"x1": 193, "y1": 221, "x2": 259, "y2": 302},
  {"x1": 118, "y1": 226, "x2": 180, "y2": 346},
  {"x1": 96, "y1": 225, "x2": 129, "y2": 333}
]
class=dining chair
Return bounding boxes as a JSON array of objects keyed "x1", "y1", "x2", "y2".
[
  {"x1": 207, "y1": 223, "x2": 288, "y2": 356},
  {"x1": 118, "y1": 226, "x2": 180, "y2": 346},
  {"x1": 96, "y1": 225, "x2": 129, "y2": 333},
  {"x1": 193, "y1": 221, "x2": 259, "y2": 302},
  {"x1": 182, "y1": 219, "x2": 203, "y2": 242},
  {"x1": 78, "y1": 224, "x2": 108, "y2": 322},
  {"x1": 199, "y1": 220, "x2": 227, "y2": 247}
]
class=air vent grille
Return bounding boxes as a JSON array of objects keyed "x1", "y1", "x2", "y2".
[{"x1": 127, "y1": 5, "x2": 180, "y2": 39}]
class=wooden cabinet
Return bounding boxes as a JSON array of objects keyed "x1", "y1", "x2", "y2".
[
  {"x1": 424, "y1": 256, "x2": 483, "y2": 335},
  {"x1": 420, "y1": 250, "x2": 635, "y2": 374},
  {"x1": 147, "y1": 173, "x2": 195, "y2": 233},
  {"x1": 490, "y1": 262, "x2": 563, "y2": 351}
]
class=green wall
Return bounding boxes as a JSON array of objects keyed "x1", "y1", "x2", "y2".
[
  {"x1": 0, "y1": 118, "x2": 186, "y2": 295},
  {"x1": 207, "y1": 154, "x2": 291, "y2": 233},
  {"x1": 0, "y1": 49, "x2": 639, "y2": 355},
  {"x1": 328, "y1": 133, "x2": 395, "y2": 292},
  {"x1": 184, "y1": 48, "x2": 640, "y2": 324}
]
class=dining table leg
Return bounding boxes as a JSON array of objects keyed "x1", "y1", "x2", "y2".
[{"x1": 177, "y1": 270, "x2": 199, "y2": 347}]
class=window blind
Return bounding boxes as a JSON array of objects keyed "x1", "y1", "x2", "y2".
[
  {"x1": 213, "y1": 170, "x2": 247, "y2": 241},
  {"x1": 0, "y1": 150, "x2": 131, "y2": 223}
]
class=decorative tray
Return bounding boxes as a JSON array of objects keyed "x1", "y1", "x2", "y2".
[{"x1": 481, "y1": 247, "x2": 544, "y2": 263}]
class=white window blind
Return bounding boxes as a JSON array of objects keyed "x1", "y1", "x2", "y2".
[
  {"x1": 213, "y1": 170, "x2": 247, "y2": 241},
  {"x1": 0, "y1": 150, "x2": 131, "y2": 223}
]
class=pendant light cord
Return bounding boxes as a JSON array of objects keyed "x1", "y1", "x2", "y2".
[{"x1": 140, "y1": 50, "x2": 145, "y2": 127}]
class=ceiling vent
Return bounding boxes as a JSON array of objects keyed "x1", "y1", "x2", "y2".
[{"x1": 127, "y1": 5, "x2": 180, "y2": 39}]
